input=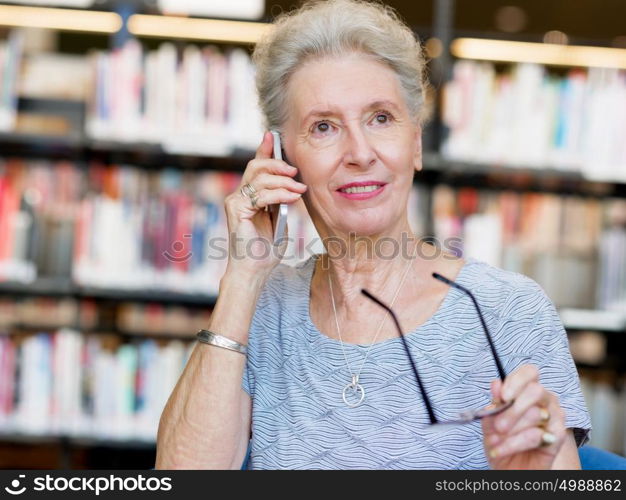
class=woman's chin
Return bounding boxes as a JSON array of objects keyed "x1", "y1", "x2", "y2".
[{"x1": 333, "y1": 218, "x2": 394, "y2": 238}]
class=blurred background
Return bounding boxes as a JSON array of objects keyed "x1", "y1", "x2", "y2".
[{"x1": 0, "y1": 0, "x2": 624, "y2": 468}]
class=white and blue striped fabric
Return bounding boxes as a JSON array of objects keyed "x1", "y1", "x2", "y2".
[{"x1": 242, "y1": 254, "x2": 591, "y2": 469}]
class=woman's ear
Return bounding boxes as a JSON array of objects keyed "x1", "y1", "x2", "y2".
[{"x1": 412, "y1": 124, "x2": 423, "y2": 172}]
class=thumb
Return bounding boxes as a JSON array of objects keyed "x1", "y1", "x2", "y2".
[
  {"x1": 490, "y1": 379, "x2": 503, "y2": 404},
  {"x1": 255, "y1": 131, "x2": 274, "y2": 160},
  {"x1": 482, "y1": 379, "x2": 504, "y2": 438}
]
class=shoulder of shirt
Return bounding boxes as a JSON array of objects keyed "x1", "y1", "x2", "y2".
[
  {"x1": 254, "y1": 254, "x2": 316, "y2": 308},
  {"x1": 247, "y1": 256, "x2": 316, "y2": 345},
  {"x1": 462, "y1": 256, "x2": 554, "y2": 318}
]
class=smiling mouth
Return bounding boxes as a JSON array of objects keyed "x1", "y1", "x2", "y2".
[{"x1": 337, "y1": 184, "x2": 385, "y2": 194}]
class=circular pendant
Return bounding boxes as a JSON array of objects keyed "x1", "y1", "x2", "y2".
[{"x1": 342, "y1": 375, "x2": 365, "y2": 408}]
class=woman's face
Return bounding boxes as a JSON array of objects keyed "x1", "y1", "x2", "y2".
[{"x1": 282, "y1": 52, "x2": 422, "y2": 238}]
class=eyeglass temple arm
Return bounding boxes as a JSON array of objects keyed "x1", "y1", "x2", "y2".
[
  {"x1": 432, "y1": 273, "x2": 507, "y2": 381},
  {"x1": 361, "y1": 288, "x2": 438, "y2": 425}
]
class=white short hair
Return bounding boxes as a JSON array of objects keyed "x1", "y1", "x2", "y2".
[{"x1": 253, "y1": 0, "x2": 428, "y2": 131}]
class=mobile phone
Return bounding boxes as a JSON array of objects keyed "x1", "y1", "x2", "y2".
[{"x1": 269, "y1": 130, "x2": 288, "y2": 246}]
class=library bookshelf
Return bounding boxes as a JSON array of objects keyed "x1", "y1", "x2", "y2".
[{"x1": 0, "y1": 0, "x2": 625, "y2": 468}]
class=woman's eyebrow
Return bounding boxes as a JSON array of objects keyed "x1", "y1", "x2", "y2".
[
  {"x1": 302, "y1": 108, "x2": 336, "y2": 124},
  {"x1": 366, "y1": 100, "x2": 401, "y2": 112},
  {"x1": 301, "y1": 100, "x2": 401, "y2": 124}
]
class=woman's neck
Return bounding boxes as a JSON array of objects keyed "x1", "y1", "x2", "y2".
[{"x1": 316, "y1": 229, "x2": 426, "y2": 322}]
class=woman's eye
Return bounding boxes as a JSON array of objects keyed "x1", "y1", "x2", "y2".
[
  {"x1": 313, "y1": 121, "x2": 332, "y2": 134},
  {"x1": 373, "y1": 112, "x2": 392, "y2": 124}
]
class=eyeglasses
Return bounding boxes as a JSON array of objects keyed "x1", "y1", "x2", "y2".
[{"x1": 361, "y1": 272, "x2": 513, "y2": 426}]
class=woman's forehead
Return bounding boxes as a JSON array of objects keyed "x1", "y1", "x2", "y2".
[{"x1": 286, "y1": 54, "x2": 405, "y2": 120}]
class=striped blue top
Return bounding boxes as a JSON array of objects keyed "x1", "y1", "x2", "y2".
[{"x1": 242, "y1": 254, "x2": 591, "y2": 469}]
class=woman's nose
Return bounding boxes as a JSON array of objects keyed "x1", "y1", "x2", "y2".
[{"x1": 342, "y1": 126, "x2": 376, "y2": 169}]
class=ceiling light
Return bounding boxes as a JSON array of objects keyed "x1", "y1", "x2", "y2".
[
  {"x1": 0, "y1": 4, "x2": 121, "y2": 34},
  {"x1": 127, "y1": 14, "x2": 271, "y2": 44},
  {"x1": 451, "y1": 37, "x2": 626, "y2": 69}
]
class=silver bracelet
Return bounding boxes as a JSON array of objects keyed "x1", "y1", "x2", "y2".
[{"x1": 196, "y1": 329, "x2": 248, "y2": 356}]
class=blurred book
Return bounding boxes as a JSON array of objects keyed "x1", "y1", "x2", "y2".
[
  {"x1": 86, "y1": 40, "x2": 264, "y2": 155},
  {"x1": 19, "y1": 53, "x2": 90, "y2": 101},
  {"x1": 442, "y1": 61, "x2": 626, "y2": 182},
  {"x1": 0, "y1": 33, "x2": 266, "y2": 155},
  {"x1": 0, "y1": 30, "x2": 23, "y2": 132},
  {"x1": 0, "y1": 158, "x2": 329, "y2": 294},
  {"x1": 431, "y1": 185, "x2": 624, "y2": 309},
  {"x1": 597, "y1": 201, "x2": 626, "y2": 311},
  {"x1": 0, "y1": 296, "x2": 80, "y2": 329},
  {"x1": 117, "y1": 302, "x2": 211, "y2": 338},
  {"x1": 0, "y1": 328, "x2": 194, "y2": 441},
  {"x1": 581, "y1": 373, "x2": 625, "y2": 455},
  {"x1": 13, "y1": 113, "x2": 73, "y2": 135},
  {"x1": 0, "y1": 159, "x2": 79, "y2": 283}
]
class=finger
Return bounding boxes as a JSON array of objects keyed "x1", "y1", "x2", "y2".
[
  {"x1": 505, "y1": 404, "x2": 550, "y2": 437},
  {"x1": 253, "y1": 187, "x2": 303, "y2": 210},
  {"x1": 482, "y1": 379, "x2": 503, "y2": 435},
  {"x1": 545, "y1": 392, "x2": 566, "y2": 434},
  {"x1": 253, "y1": 172, "x2": 307, "y2": 194},
  {"x1": 494, "y1": 381, "x2": 549, "y2": 434},
  {"x1": 501, "y1": 364, "x2": 540, "y2": 403},
  {"x1": 486, "y1": 392, "x2": 566, "y2": 458},
  {"x1": 255, "y1": 131, "x2": 274, "y2": 160},
  {"x1": 490, "y1": 418, "x2": 566, "y2": 460},
  {"x1": 245, "y1": 158, "x2": 298, "y2": 179},
  {"x1": 482, "y1": 379, "x2": 505, "y2": 448},
  {"x1": 535, "y1": 394, "x2": 565, "y2": 449},
  {"x1": 489, "y1": 426, "x2": 551, "y2": 460},
  {"x1": 491, "y1": 378, "x2": 503, "y2": 404}
]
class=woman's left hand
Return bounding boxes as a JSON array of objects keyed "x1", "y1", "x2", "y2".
[{"x1": 482, "y1": 364, "x2": 567, "y2": 470}]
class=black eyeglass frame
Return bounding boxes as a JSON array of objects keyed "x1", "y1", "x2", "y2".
[{"x1": 360, "y1": 272, "x2": 513, "y2": 426}]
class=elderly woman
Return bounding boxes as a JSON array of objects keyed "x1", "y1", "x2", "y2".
[{"x1": 156, "y1": 0, "x2": 590, "y2": 470}]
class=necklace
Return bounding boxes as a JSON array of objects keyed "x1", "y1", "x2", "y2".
[{"x1": 327, "y1": 238, "x2": 420, "y2": 408}]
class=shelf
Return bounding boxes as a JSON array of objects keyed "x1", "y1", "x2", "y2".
[
  {"x1": 2, "y1": 323, "x2": 197, "y2": 341},
  {"x1": 0, "y1": 132, "x2": 83, "y2": 157},
  {"x1": 2, "y1": 278, "x2": 625, "y2": 336},
  {"x1": 0, "y1": 279, "x2": 217, "y2": 306},
  {"x1": 3, "y1": 94, "x2": 626, "y2": 192},
  {"x1": 561, "y1": 308, "x2": 626, "y2": 333},
  {"x1": 0, "y1": 277, "x2": 75, "y2": 296},
  {"x1": 1, "y1": 130, "x2": 625, "y2": 196},
  {"x1": 78, "y1": 286, "x2": 217, "y2": 305},
  {"x1": 419, "y1": 153, "x2": 626, "y2": 198},
  {"x1": 18, "y1": 97, "x2": 85, "y2": 115},
  {"x1": 0, "y1": 431, "x2": 155, "y2": 450},
  {"x1": 91, "y1": 329, "x2": 196, "y2": 341},
  {"x1": 0, "y1": 131, "x2": 252, "y2": 170}
]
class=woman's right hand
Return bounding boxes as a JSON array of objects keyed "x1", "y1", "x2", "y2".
[{"x1": 223, "y1": 131, "x2": 307, "y2": 279}]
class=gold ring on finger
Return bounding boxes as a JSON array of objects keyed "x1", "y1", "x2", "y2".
[
  {"x1": 539, "y1": 407, "x2": 551, "y2": 424},
  {"x1": 539, "y1": 430, "x2": 556, "y2": 447},
  {"x1": 241, "y1": 183, "x2": 257, "y2": 199}
]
